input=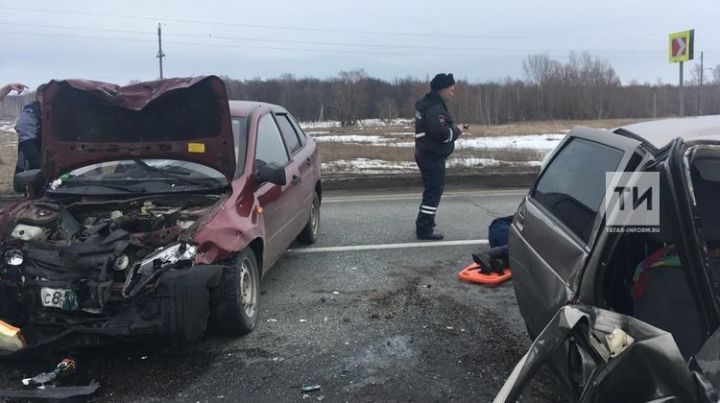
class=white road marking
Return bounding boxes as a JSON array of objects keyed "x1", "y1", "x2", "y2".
[
  {"x1": 288, "y1": 239, "x2": 488, "y2": 253},
  {"x1": 324, "y1": 190, "x2": 527, "y2": 203}
]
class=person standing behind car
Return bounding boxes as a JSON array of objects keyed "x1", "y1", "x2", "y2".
[
  {"x1": 414, "y1": 73, "x2": 463, "y2": 240},
  {"x1": 14, "y1": 84, "x2": 46, "y2": 191}
]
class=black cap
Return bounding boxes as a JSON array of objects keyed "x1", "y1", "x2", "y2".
[{"x1": 430, "y1": 73, "x2": 455, "y2": 91}]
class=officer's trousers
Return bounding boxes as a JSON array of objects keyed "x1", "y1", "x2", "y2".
[{"x1": 415, "y1": 148, "x2": 446, "y2": 236}]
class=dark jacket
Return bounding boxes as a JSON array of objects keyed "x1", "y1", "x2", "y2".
[
  {"x1": 15, "y1": 102, "x2": 41, "y2": 143},
  {"x1": 414, "y1": 91, "x2": 460, "y2": 158}
]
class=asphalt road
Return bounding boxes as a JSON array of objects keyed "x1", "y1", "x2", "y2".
[{"x1": 0, "y1": 187, "x2": 560, "y2": 402}]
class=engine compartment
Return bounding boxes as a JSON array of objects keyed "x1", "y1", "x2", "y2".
[{"x1": 0, "y1": 194, "x2": 223, "y2": 328}]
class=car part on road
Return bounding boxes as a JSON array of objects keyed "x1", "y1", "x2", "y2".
[
  {"x1": 210, "y1": 249, "x2": 260, "y2": 335},
  {"x1": 300, "y1": 384, "x2": 321, "y2": 393},
  {"x1": 22, "y1": 357, "x2": 76, "y2": 386},
  {"x1": 0, "y1": 357, "x2": 99, "y2": 400},
  {"x1": 0, "y1": 381, "x2": 100, "y2": 400}
]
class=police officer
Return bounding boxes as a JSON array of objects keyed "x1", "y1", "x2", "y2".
[{"x1": 414, "y1": 73, "x2": 463, "y2": 240}]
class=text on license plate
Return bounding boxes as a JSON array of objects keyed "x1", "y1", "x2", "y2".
[{"x1": 40, "y1": 287, "x2": 78, "y2": 310}]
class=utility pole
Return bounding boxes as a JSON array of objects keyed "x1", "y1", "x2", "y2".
[
  {"x1": 699, "y1": 51, "x2": 712, "y2": 115},
  {"x1": 156, "y1": 23, "x2": 165, "y2": 79},
  {"x1": 679, "y1": 61, "x2": 684, "y2": 117},
  {"x1": 652, "y1": 88, "x2": 657, "y2": 118}
]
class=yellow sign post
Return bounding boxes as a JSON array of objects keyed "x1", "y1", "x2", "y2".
[{"x1": 669, "y1": 29, "x2": 695, "y2": 116}]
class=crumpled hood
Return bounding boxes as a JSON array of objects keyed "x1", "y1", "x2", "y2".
[{"x1": 40, "y1": 75, "x2": 236, "y2": 181}]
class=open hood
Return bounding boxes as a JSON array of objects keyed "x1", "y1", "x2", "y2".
[{"x1": 41, "y1": 76, "x2": 236, "y2": 181}]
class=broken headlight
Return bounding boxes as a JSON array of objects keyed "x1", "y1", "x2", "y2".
[
  {"x1": 3, "y1": 249, "x2": 23, "y2": 266},
  {"x1": 136, "y1": 242, "x2": 197, "y2": 274}
]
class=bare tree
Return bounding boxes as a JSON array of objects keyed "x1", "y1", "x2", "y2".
[{"x1": 334, "y1": 69, "x2": 369, "y2": 126}]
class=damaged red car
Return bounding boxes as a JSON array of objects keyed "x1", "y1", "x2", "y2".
[{"x1": 0, "y1": 76, "x2": 321, "y2": 355}]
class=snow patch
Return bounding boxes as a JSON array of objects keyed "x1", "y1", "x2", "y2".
[
  {"x1": 312, "y1": 135, "x2": 391, "y2": 144},
  {"x1": 0, "y1": 119, "x2": 15, "y2": 134},
  {"x1": 322, "y1": 157, "x2": 541, "y2": 174},
  {"x1": 456, "y1": 134, "x2": 566, "y2": 150}
]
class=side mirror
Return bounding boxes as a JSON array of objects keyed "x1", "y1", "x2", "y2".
[
  {"x1": 255, "y1": 161, "x2": 286, "y2": 186},
  {"x1": 14, "y1": 169, "x2": 44, "y2": 196}
]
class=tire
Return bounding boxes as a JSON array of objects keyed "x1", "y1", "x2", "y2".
[
  {"x1": 297, "y1": 192, "x2": 320, "y2": 244},
  {"x1": 210, "y1": 249, "x2": 260, "y2": 336}
]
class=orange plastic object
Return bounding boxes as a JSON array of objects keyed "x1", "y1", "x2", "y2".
[
  {"x1": 458, "y1": 262, "x2": 512, "y2": 286},
  {"x1": 0, "y1": 319, "x2": 26, "y2": 352}
]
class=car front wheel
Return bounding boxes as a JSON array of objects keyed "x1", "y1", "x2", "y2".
[
  {"x1": 297, "y1": 192, "x2": 320, "y2": 244},
  {"x1": 211, "y1": 248, "x2": 260, "y2": 335}
]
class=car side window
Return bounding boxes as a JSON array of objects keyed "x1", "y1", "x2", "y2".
[
  {"x1": 287, "y1": 114, "x2": 308, "y2": 143},
  {"x1": 231, "y1": 117, "x2": 248, "y2": 175},
  {"x1": 532, "y1": 138, "x2": 624, "y2": 243},
  {"x1": 255, "y1": 113, "x2": 290, "y2": 167},
  {"x1": 275, "y1": 114, "x2": 302, "y2": 154}
]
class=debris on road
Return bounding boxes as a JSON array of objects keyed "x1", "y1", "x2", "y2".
[
  {"x1": 301, "y1": 384, "x2": 321, "y2": 393},
  {"x1": 0, "y1": 381, "x2": 100, "y2": 400},
  {"x1": 0, "y1": 357, "x2": 100, "y2": 400},
  {"x1": 22, "y1": 358, "x2": 76, "y2": 386}
]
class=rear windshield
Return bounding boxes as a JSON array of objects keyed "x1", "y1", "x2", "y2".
[{"x1": 50, "y1": 80, "x2": 222, "y2": 142}]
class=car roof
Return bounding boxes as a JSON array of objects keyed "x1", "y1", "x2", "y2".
[
  {"x1": 615, "y1": 115, "x2": 720, "y2": 150},
  {"x1": 228, "y1": 100, "x2": 288, "y2": 117}
]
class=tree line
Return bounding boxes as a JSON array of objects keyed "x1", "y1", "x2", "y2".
[{"x1": 3, "y1": 52, "x2": 720, "y2": 124}]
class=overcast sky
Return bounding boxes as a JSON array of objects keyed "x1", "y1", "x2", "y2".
[{"x1": 1, "y1": 0, "x2": 718, "y2": 88}]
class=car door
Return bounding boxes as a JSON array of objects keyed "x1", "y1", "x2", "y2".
[
  {"x1": 253, "y1": 112, "x2": 293, "y2": 269},
  {"x1": 665, "y1": 139, "x2": 720, "y2": 334},
  {"x1": 494, "y1": 305, "x2": 703, "y2": 403},
  {"x1": 510, "y1": 128, "x2": 641, "y2": 337},
  {"x1": 274, "y1": 112, "x2": 315, "y2": 235}
]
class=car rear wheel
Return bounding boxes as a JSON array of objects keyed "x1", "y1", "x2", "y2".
[
  {"x1": 210, "y1": 249, "x2": 259, "y2": 335},
  {"x1": 297, "y1": 192, "x2": 320, "y2": 244}
]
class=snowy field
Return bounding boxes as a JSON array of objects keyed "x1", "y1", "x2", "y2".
[
  {"x1": 309, "y1": 133, "x2": 565, "y2": 150},
  {"x1": 299, "y1": 119, "x2": 568, "y2": 174}
]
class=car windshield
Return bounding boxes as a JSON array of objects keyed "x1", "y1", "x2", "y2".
[{"x1": 50, "y1": 159, "x2": 227, "y2": 194}]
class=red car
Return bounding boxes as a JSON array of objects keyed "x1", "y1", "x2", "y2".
[{"x1": 0, "y1": 76, "x2": 321, "y2": 355}]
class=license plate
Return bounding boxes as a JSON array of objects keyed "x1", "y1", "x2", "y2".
[{"x1": 40, "y1": 287, "x2": 78, "y2": 311}]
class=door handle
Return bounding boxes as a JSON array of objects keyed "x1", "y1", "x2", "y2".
[
  {"x1": 291, "y1": 175, "x2": 301, "y2": 184},
  {"x1": 306, "y1": 157, "x2": 313, "y2": 166}
]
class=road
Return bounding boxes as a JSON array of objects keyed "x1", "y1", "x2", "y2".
[{"x1": 0, "y1": 187, "x2": 560, "y2": 402}]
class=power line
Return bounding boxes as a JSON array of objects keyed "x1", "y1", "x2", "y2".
[
  {"x1": 0, "y1": 30, "x2": 672, "y2": 59},
  {"x1": 0, "y1": 21, "x2": 674, "y2": 54},
  {"x1": 0, "y1": 5, "x2": 670, "y2": 42}
]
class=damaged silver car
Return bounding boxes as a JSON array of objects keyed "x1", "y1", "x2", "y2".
[
  {"x1": 0, "y1": 76, "x2": 322, "y2": 355},
  {"x1": 497, "y1": 116, "x2": 720, "y2": 401}
]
